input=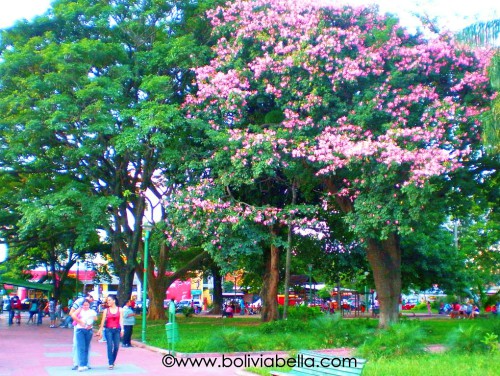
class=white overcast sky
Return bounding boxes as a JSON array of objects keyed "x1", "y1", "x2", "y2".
[{"x1": 0, "y1": 0, "x2": 498, "y2": 31}]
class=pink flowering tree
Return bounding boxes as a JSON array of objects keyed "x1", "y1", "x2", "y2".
[{"x1": 185, "y1": 0, "x2": 494, "y2": 326}]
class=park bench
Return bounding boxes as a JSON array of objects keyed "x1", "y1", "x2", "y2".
[{"x1": 270, "y1": 350, "x2": 366, "y2": 376}]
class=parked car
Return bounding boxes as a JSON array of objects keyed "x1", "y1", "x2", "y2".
[{"x1": 176, "y1": 299, "x2": 202, "y2": 313}]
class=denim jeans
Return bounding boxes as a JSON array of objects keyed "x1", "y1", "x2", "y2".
[
  {"x1": 76, "y1": 329, "x2": 93, "y2": 367},
  {"x1": 123, "y1": 325, "x2": 133, "y2": 346},
  {"x1": 72, "y1": 326, "x2": 79, "y2": 366},
  {"x1": 104, "y1": 328, "x2": 121, "y2": 365}
]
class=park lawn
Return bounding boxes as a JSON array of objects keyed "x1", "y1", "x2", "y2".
[
  {"x1": 133, "y1": 315, "x2": 499, "y2": 354},
  {"x1": 136, "y1": 316, "x2": 324, "y2": 352},
  {"x1": 417, "y1": 317, "x2": 496, "y2": 344},
  {"x1": 247, "y1": 353, "x2": 500, "y2": 376}
]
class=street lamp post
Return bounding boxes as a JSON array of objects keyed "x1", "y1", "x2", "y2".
[
  {"x1": 141, "y1": 221, "x2": 153, "y2": 344},
  {"x1": 307, "y1": 264, "x2": 313, "y2": 305}
]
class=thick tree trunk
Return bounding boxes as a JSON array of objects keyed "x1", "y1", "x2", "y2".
[
  {"x1": 366, "y1": 234, "x2": 401, "y2": 328},
  {"x1": 117, "y1": 268, "x2": 135, "y2": 306},
  {"x1": 147, "y1": 285, "x2": 166, "y2": 320},
  {"x1": 261, "y1": 244, "x2": 280, "y2": 322},
  {"x1": 211, "y1": 265, "x2": 223, "y2": 315},
  {"x1": 147, "y1": 267, "x2": 167, "y2": 320},
  {"x1": 137, "y1": 250, "x2": 210, "y2": 320}
]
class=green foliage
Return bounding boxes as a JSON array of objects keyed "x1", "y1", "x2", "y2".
[
  {"x1": 317, "y1": 287, "x2": 332, "y2": 300},
  {"x1": 446, "y1": 324, "x2": 491, "y2": 353},
  {"x1": 481, "y1": 333, "x2": 499, "y2": 353},
  {"x1": 205, "y1": 328, "x2": 254, "y2": 352},
  {"x1": 259, "y1": 318, "x2": 305, "y2": 334},
  {"x1": 263, "y1": 110, "x2": 285, "y2": 124},
  {"x1": 310, "y1": 315, "x2": 375, "y2": 348},
  {"x1": 357, "y1": 322, "x2": 426, "y2": 359},
  {"x1": 182, "y1": 307, "x2": 195, "y2": 317},
  {"x1": 0, "y1": 0, "x2": 219, "y2": 303},
  {"x1": 277, "y1": 305, "x2": 323, "y2": 321}
]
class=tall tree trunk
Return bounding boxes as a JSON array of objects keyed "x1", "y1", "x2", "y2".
[
  {"x1": 261, "y1": 243, "x2": 280, "y2": 322},
  {"x1": 283, "y1": 181, "x2": 297, "y2": 319},
  {"x1": 147, "y1": 284, "x2": 166, "y2": 320},
  {"x1": 326, "y1": 177, "x2": 402, "y2": 328},
  {"x1": 136, "y1": 250, "x2": 210, "y2": 320},
  {"x1": 117, "y1": 268, "x2": 135, "y2": 306},
  {"x1": 366, "y1": 234, "x2": 401, "y2": 328},
  {"x1": 211, "y1": 265, "x2": 223, "y2": 315}
]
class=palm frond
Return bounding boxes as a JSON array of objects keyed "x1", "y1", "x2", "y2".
[{"x1": 457, "y1": 19, "x2": 500, "y2": 47}]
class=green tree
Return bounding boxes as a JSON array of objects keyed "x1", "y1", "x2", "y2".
[{"x1": 0, "y1": 0, "x2": 216, "y2": 305}]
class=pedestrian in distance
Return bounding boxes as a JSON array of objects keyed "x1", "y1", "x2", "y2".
[
  {"x1": 121, "y1": 299, "x2": 136, "y2": 347},
  {"x1": 49, "y1": 297, "x2": 57, "y2": 328},
  {"x1": 71, "y1": 299, "x2": 97, "y2": 372},
  {"x1": 11, "y1": 295, "x2": 22, "y2": 325},
  {"x1": 37, "y1": 299, "x2": 45, "y2": 325},
  {"x1": 27, "y1": 298, "x2": 38, "y2": 324},
  {"x1": 97, "y1": 295, "x2": 124, "y2": 370}
]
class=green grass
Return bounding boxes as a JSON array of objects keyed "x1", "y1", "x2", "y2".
[
  {"x1": 247, "y1": 353, "x2": 500, "y2": 376},
  {"x1": 133, "y1": 315, "x2": 499, "y2": 354},
  {"x1": 132, "y1": 315, "x2": 499, "y2": 376},
  {"x1": 418, "y1": 317, "x2": 498, "y2": 344},
  {"x1": 363, "y1": 353, "x2": 500, "y2": 376}
]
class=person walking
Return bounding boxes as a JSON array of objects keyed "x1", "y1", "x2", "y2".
[
  {"x1": 49, "y1": 297, "x2": 57, "y2": 328},
  {"x1": 8, "y1": 296, "x2": 19, "y2": 325},
  {"x1": 69, "y1": 293, "x2": 95, "y2": 370},
  {"x1": 37, "y1": 299, "x2": 45, "y2": 325},
  {"x1": 71, "y1": 299, "x2": 97, "y2": 372},
  {"x1": 11, "y1": 295, "x2": 22, "y2": 325},
  {"x1": 97, "y1": 295, "x2": 124, "y2": 369},
  {"x1": 122, "y1": 300, "x2": 136, "y2": 347},
  {"x1": 27, "y1": 298, "x2": 38, "y2": 324}
]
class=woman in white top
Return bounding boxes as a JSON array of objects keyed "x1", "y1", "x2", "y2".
[{"x1": 71, "y1": 299, "x2": 97, "y2": 372}]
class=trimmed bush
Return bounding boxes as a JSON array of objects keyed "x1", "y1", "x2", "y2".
[{"x1": 278, "y1": 305, "x2": 323, "y2": 321}]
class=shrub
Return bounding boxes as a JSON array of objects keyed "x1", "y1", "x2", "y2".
[
  {"x1": 182, "y1": 306, "x2": 195, "y2": 317},
  {"x1": 278, "y1": 305, "x2": 323, "y2": 321},
  {"x1": 205, "y1": 328, "x2": 252, "y2": 352},
  {"x1": 260, "y1": 318, "x2": 306, "y2": 334},
  {"x1": 481, "y1": 333, "x2": 499, "y2": 353},
  {"x1": 273, "y1": 334, "x2": 296, "y2": 351},
  {"x1": 446, "y1": 325, "x2": 489, "y2": 353},
  {"x1": 310, "y1": 314, "x2": 374, "y2": 348},
  {"x1": 357, "y1": 321, "x2": 426, "y2": 359}
]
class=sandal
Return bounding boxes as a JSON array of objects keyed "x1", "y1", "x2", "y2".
[{"x1": 108, "y1": 365, "x2": 114, "y2": 369}]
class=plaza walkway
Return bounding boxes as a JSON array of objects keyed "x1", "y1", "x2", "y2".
[{"x1": 0, "y1": 312, "x2": 255, "y2": 376}]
